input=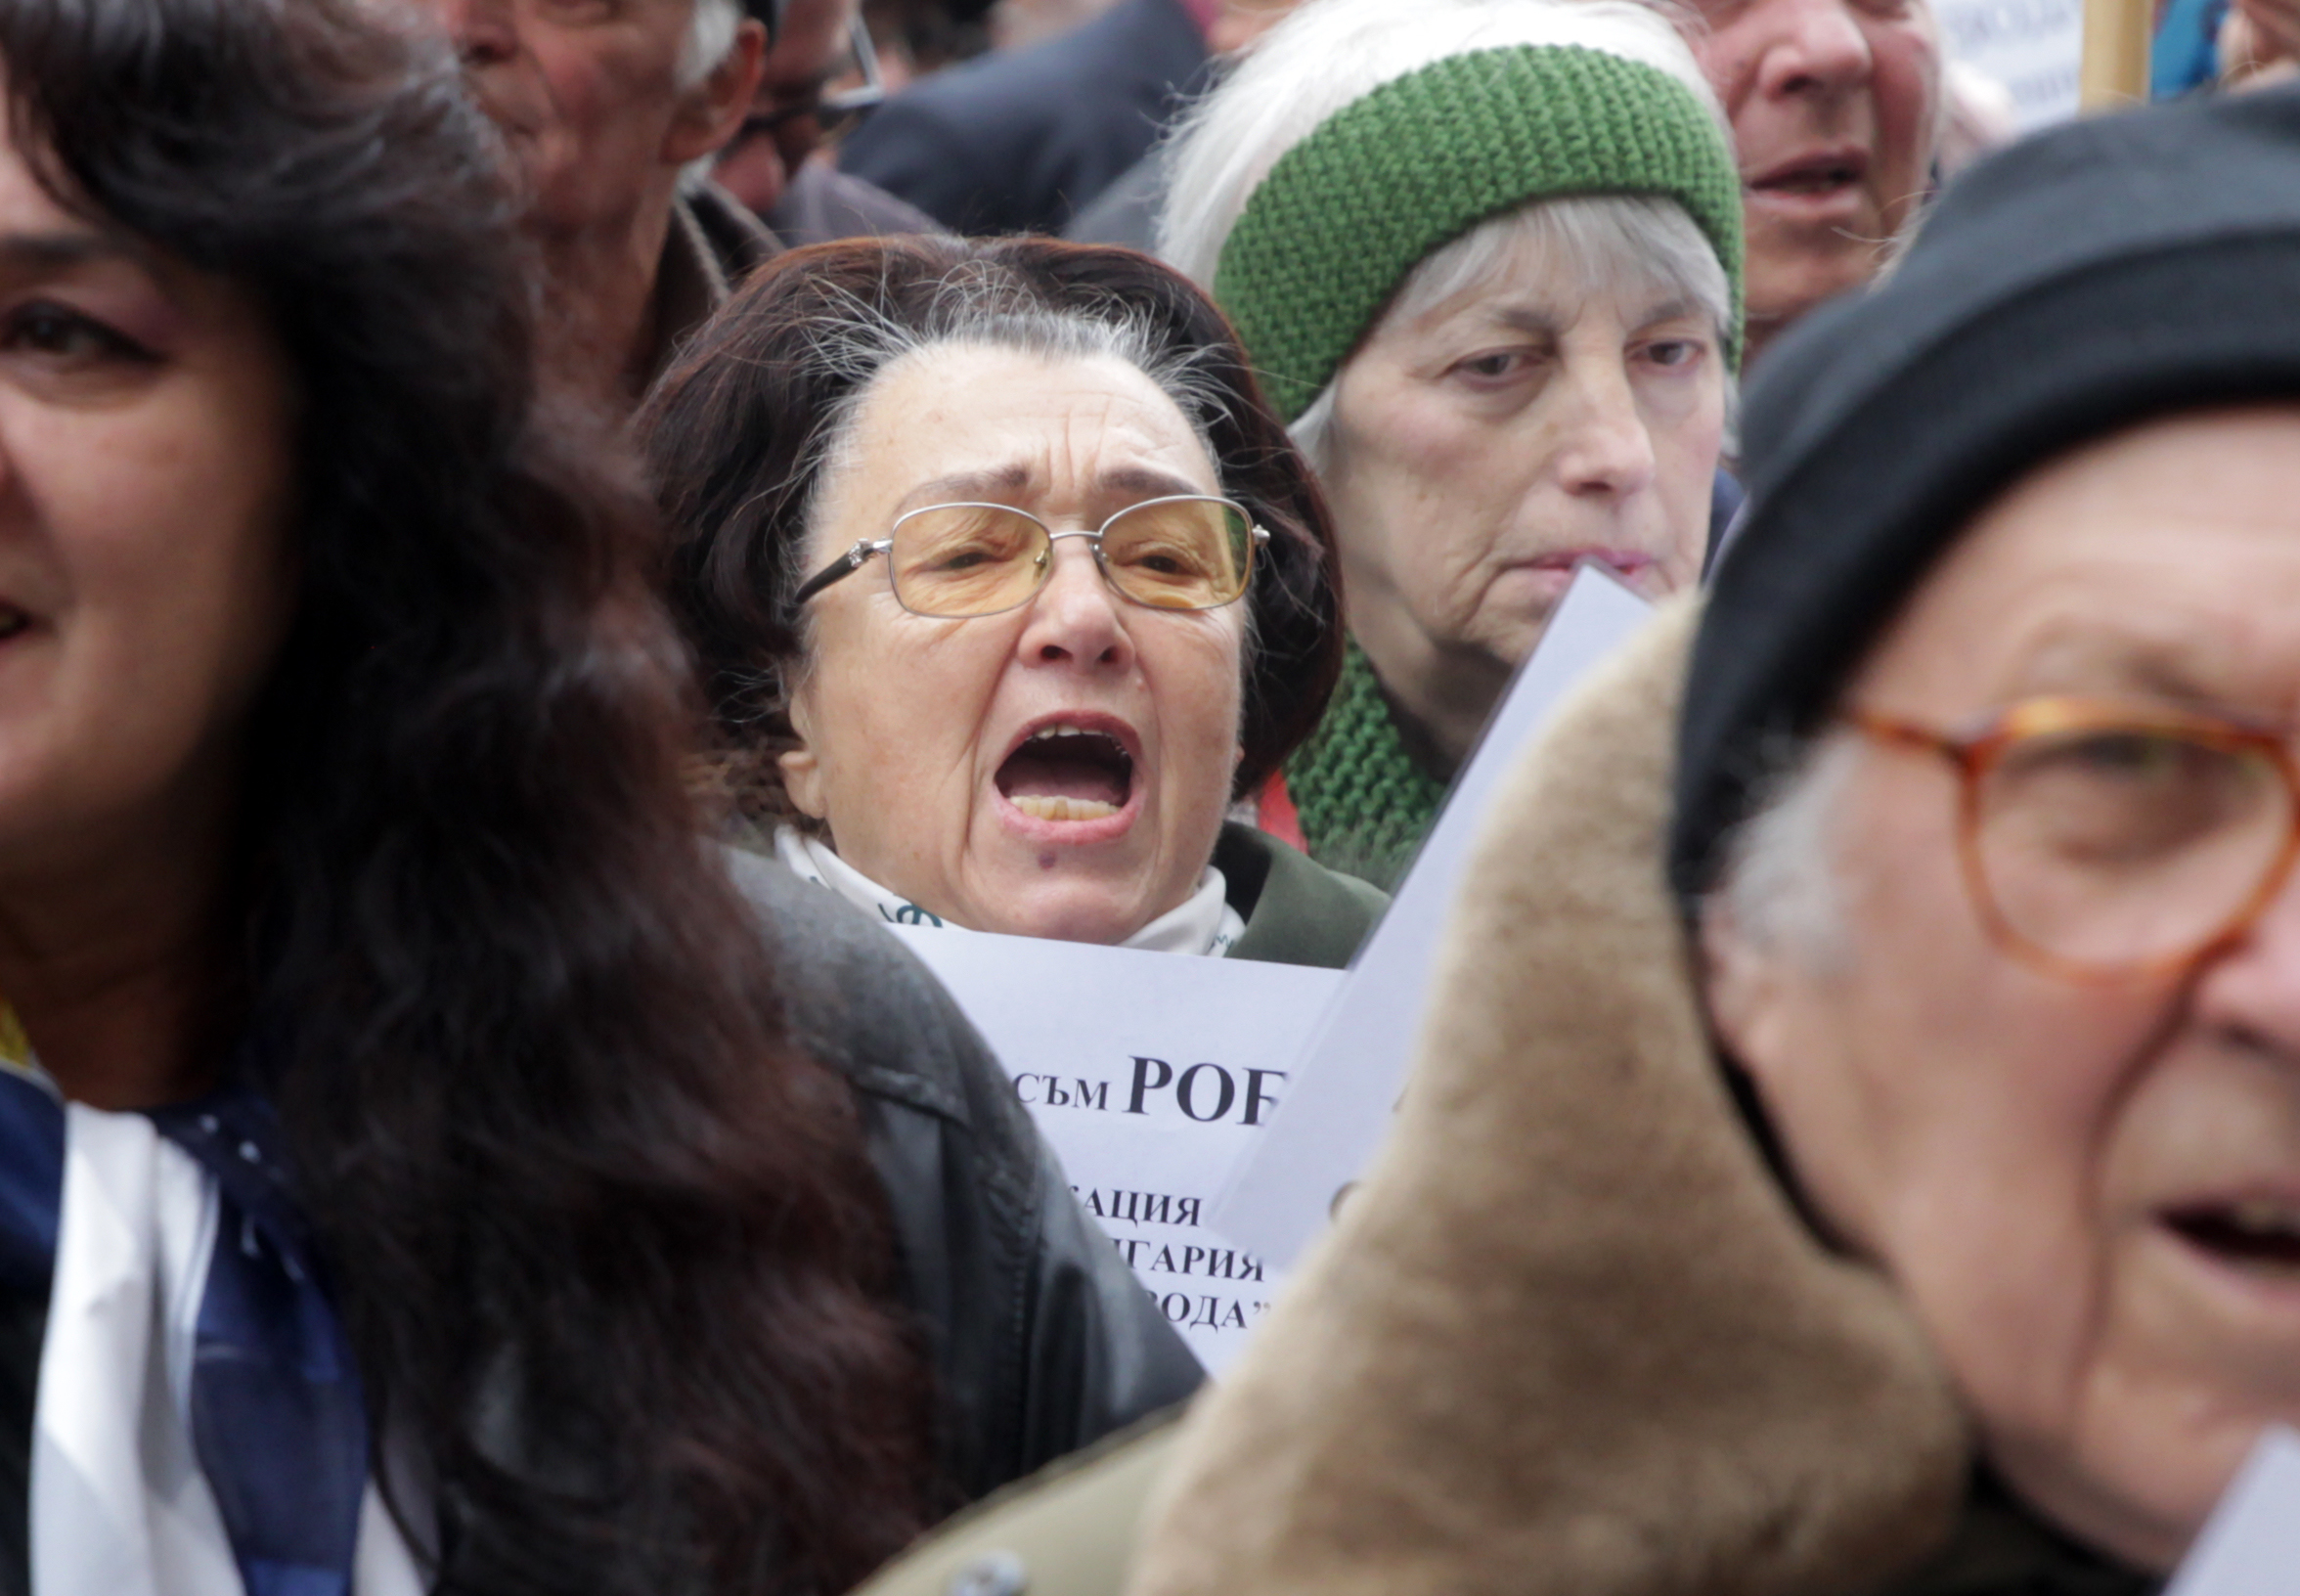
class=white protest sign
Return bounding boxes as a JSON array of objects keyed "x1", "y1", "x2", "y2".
[
  {"x1": 1937, "y1": 0, "x2": 2085, "y2": 131},
  {"x1": 890, "y1": 924, "x2": 1341, "y2": 1372},
  {"x1": 2165, "y1": 1426, "x2": 2300, "y2": 1596},
  {"x1": 1215, "y1": 566, "x2": 1654, "y2": 1268}
]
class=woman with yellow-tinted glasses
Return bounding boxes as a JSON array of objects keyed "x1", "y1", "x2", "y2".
[{"x1": 641, "y1": 236, "x2": 1388, "y2": 967}]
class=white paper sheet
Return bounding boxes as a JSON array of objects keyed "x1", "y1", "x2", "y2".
[
  {"x1": 1214, "y1": 566, "x2": 1654, "y2": 1267},
  {"x1": 1935, "y1": 0, "x2": 2083, "y2": 132},
  {"x1": 890, "y1": 925, "x2": 1340, "y2": 1372},
  {"x1": 2165, "y1": 1425, "x2": 2300, "y2": 1596}
]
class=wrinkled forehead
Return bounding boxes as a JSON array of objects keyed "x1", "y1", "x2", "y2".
[
  {"x1": 1841, "y1": 404, "x2": 2300, "y2": 720},
  {"x1": 816, "y1": 341, "x2": 1225, "y2": 535}
]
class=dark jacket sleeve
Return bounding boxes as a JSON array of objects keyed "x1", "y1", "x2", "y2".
[
  {"x1": 724, "y1": 850, "x2": 1205, "y2": 1498},
  {"x1": 835, "y1": 90, "x2": 1004, "y2": 234},
  {"x1": 837, "y1": 0, "x2": 1208, "y2": 236},
  {"x1": 765, "y1": 163, "x2": 943, "y2": 249}
]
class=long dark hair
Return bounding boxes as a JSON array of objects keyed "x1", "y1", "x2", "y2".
[
  {"x1": 637, "y1": 236, "x2": 1346, "y2": 830},
  {"x1": 1, "y1": 2, "x2": 928, "y2": 1590}
]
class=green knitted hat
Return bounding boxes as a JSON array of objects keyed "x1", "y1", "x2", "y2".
[{"x1": 1214, "y1": 43, "x2": 1745, "y2": 423}]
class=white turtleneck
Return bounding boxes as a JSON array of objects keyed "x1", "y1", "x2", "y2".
[{"x1": 774, "y1": 827, "x2": 1244, "y2": 956}]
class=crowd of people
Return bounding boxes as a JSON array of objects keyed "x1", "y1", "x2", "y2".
[{"x1": 1, "y1": 0, "x2": 2296, "y2": 1594}]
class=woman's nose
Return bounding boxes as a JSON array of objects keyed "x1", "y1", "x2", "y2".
[
  {"x1": 1015, "y1": 539, "x2": 1133, "y2": 670},
  {"x1": 1552, "y1": 361, "x2": 1659, "y2": 500}
]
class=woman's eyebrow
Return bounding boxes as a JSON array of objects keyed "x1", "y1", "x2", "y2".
[
  {"x1": 1633, "y1": 296, "x2": 1701, "y2": 329},
  {"x1": 1485, "y1": 302, "x2": 1569, "y2": 338},
  {"x1": 0, "y1": 228, "x2": 130, "y2": 275},
  {"x1": 1098, "y1": 465, "x2": 1208, "y2": 502},
  {"x1": 899, "y1": 464, "x2": 1033, "y2": 510}
]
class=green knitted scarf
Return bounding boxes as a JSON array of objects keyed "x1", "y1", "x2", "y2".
[
  {"x1": 1285, "y1": 643, "x2": 1448, "y2": 891},
  {"x1": 1215, "y1": 43, "x2": 1746, "y2": 423}
]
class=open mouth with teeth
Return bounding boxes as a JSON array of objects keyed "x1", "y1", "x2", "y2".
[
  {"x1": 996, "y1": 725, "x2": 1136, "y2": 823},
  {"x1": 2165, "y1": 1200, "x2": 2300, "y2": 1273}
]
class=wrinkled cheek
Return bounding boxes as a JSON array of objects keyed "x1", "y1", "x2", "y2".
[{"x1": 1158, "y1": 637, "x2": 1248, "y2": 821}]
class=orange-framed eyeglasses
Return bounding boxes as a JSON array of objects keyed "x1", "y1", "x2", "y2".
[{"x1": 1847, "y1": 696, "x2": 2300, "y2": 983}]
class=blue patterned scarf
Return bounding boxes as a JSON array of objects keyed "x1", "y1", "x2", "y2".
[{"x1": 0, "y1": 1059, "x2": 372, "y2": 1596}]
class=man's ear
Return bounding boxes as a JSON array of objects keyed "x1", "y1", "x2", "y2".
[
  {"x1": 665, "y1": 16, "x2": 767, "y2": 166},
  {"x1": 779, "y1": 684, "x2": 828, "y2": 820},
  {"x1": 1700, "y1": 903, "x2": 1794, "y2": 1090}
]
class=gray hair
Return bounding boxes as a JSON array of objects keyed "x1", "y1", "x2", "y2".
[
  {"x1": 1705, "y1": 732, "x2": 1859, "y2": 968},
  {"x1": 1156, "y1": 0, "x2": 1725, "y2": 289},
  {"x1": 680, "y1": 0, "x2": 746, "y2": 88},
  {"x1": 676, "y1": 0, "x2": 750, "y2": 192},
  {"x1": 1286, "y1": 192, "x2": 1738, "y2": 474}
]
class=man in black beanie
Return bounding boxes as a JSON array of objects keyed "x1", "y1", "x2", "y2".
[{"x1": 1677, "y1": 81, "x2": 2300, "y2": 1578}]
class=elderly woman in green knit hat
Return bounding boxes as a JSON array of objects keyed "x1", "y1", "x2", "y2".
[{"x1": 1161, "y1": 0, "x2": 1742, "y2": 887}]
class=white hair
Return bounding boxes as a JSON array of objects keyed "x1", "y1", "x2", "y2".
[
  {"x1": 1156, "y1": 0, "x2": 1725, "y2": 288},
  {"x1": 1706, "y1": 733, "x2": 1859, "y2": 968},
  {"x1": 676, "y1": 0, "x2": 750, "y2": 193},
  {"x1": 679, "y1": 0, "x2": 747, "y2": 89}
]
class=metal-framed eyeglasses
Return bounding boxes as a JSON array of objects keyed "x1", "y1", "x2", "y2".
[
  {"x1": 792, "y1": 496, "x2": 1271, "y2": 619},
  {"x1": 739, "y1": 16, "x2": 887, "y2": 146},
  {"x1": 1849, "y1": 695, "x2": 2300, "y2": 982}
]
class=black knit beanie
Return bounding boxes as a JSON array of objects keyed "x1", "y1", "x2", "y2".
[{"x1": 1670, "y1": 83, "x2": 2300, "y2": 903}]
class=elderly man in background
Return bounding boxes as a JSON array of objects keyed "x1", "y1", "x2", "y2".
[
  {"x1": 418, "y1": 0, "x2": 775, "y2": 398},
  {"x1": 1689, "y1": 0, "x2": 1941, "y2": 362}
]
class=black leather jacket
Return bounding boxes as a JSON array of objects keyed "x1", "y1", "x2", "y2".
[{"x1": 728, "y1": 851, "x2": 1206, "y2": 1497}]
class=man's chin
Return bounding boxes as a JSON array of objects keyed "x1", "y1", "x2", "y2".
[{"x1": 1745, "y1": 248, "x2": 1889, "y2": 355}]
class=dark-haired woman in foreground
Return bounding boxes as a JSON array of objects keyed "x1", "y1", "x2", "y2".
[{"x1": 0, "y1": 3, "x2": 1194, "y2": 1593}]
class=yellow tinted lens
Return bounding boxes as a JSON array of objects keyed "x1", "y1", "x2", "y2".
[
  {"x1": 1977, "y1": 727, "x2": 2291, "y2": 967},
  {"x1": 890, "y1": 506, "x2": 1046, "y2": 616},
  {"x1": 1101, "y1": 499, "x2": 1251, "y2": 609}
]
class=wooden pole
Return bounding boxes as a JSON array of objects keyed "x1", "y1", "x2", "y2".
[{"x1": 2080, "y1": 0, "x2": 2153, "y2": 108}]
